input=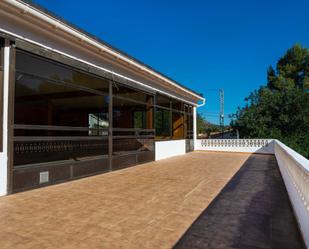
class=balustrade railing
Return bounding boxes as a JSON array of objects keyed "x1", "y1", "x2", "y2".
[
  {"x1": 194, "y1": 138, "x2": 309, "y2": 247},
  {"x1": 196, "y1": 139, "x2": 274, "y2": 154},
  {"x1": 274, "y1": 141, "x2": 309, "y2": 248}
]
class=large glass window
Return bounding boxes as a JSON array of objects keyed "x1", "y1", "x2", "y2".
[
  {"x1": 14, "y1": 50, "x2": 109, "y2": 166},
  {"x1": 112, "y1": 83, "x2": 154, "y2": 156},
  {"x1": 113, "y1": 97, "x2": 152, "y2": 129},
  {"x1": 184, "y1": 105, "x2": 194, "y2": 139},
  {"x1": 15, "y1": 73, "x2": 108, "y2": 128},
  {"x1": 16, "y1": 51, "x2": 109, "y2": 93},
  {"x1": 155, "y1": 108, "x2": 171, "y2": 139},
  {"x1": 172, "y1": 111, "x2": 184, "y2": 139},
  {"x1": 155, "y1": 100, "x2": 193, "y2": 140},
  {"x1": 156, "y1": 94, "x2": 171, "y2": 108},
  {"x1": 172, "y1": 99, "x2": 183, "y2": 112},
  {"x1": 113, "y1": 83, "x2": 151, "y2": 103}
]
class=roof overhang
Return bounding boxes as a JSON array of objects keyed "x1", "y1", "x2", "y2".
[{"x1": 2, "y1": 0, "x2": 205, "y2": 106}]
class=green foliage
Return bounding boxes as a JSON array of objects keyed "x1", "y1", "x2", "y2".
[
  {"x1": 197, "y1": 112, "x2": 223, "y2": 135},
  {"x1": 197, "y1": 112, "x2": 207, "y2": 134},
  {"x1": 231, "y1": 44, "x2": 309, "y2": 157}
]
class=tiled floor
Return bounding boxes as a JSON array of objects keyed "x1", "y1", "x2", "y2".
[
  {"x1": 0, "y1": 152, "x2": 302, "y2": 249},
  {"x1": 174, "y1": 154, "x2": 304, "y2": 249},
  {"x1": 0, "y1": 152, "x2": 250, "y2": 249}
]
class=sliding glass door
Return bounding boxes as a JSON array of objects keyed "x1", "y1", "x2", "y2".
[
  {"x1": 112, "y1": 83, "x2": 155, "y2": 169},
  {"x1": 13, "y1": 50, "x2": 110, "y2": 190}
]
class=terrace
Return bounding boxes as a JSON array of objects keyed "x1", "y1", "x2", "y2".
[{"x1": 0, "y1": 139, "x2": 307, "y2": 249}]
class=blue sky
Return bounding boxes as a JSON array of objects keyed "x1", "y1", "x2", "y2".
[{"x1": 32, "y1": 0, "x2": 309, "y2": 124}]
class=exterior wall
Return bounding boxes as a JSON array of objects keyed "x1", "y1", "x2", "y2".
[
  {"x1": 0, "y1": 1, "x2": 202, "y2": 194},
  {"x1": 274, "y1": 141, "x2": 309, "y2": 248},
  {"x1": 0, "y1": 40, "x2": 9, "y2": 196},
  {"x1": 155, "y1": 140, "x2": 186, "y2": 160}
]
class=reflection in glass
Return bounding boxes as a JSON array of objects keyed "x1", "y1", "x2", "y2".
[
  {"x1": 156, "y1": 94, "x2": 171, "y2": 108},
  {"x1": 172, "y1": 99, "x2": 183, "y2": 111},
  {"x1": 14, "y1": 51, "x2": 110, "y2": 166},
  {"x1": 113, "y1": 138, "x2": 154, "y2": 155},
  {"x1": 172, "y1": 111, "x2": 184, "y2": 139},
  {"x1": 15, "y1": 73, "x2": 109, "y2": 128},
  {"x1": 16, "y1": 50, "x2": 109, "y2": 93},
  {"x1": 113, "y1": 97, "x2": 153, "y2": 129},
  {"x1": 113, "y1": 83, "x2": 151, "y2": 103},
  {"x1": 155, "y1": 108, "x2": 171, "y2": 139}
]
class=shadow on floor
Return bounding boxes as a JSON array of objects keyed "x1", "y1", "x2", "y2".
[{"x1": 173, "y1": 153, "x2": 305, "y2": 249}]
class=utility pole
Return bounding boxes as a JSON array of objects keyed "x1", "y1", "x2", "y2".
[
  {"x1": 203, "y1": 88, "x2": 225, "y2": 138},
  {"x1": 219, "y1": 89, "x2": 224, "y2": 138}
]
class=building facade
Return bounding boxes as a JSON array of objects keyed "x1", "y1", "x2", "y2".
[{"x1": 0, "y1": 0, "x2": 205, "y2": 195}]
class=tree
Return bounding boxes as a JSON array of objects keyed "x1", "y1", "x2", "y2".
[
  {"x1": 197, "y1": 112, "x2": 224, "y2": 137},
  {"x1": 231, "y1": 44, "x2": 309, "y2": 157},
  {"x1": 197, "y1": 112, "x2": 207, "y2": 134}
]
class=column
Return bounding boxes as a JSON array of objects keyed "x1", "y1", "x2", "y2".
[
  {"x1": 0, "y1": 39, "x2": 10, "y2": 196},
  {"x1": 193, "y1": 106, "x2": 197, "y2": 151}
]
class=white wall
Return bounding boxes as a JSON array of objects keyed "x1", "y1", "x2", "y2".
[
  {"x1": 195, "y1": 138, "x2": 309, "y2": 247},
  {"x1": 155, "y1": 140, "x2": 186, "y2": 161},
  {"x1": 274, "y1": 141, "x2": 309, "y2": 248},
  {"x1": 0, "y1": 40, "x2": 10, "y2": 196}
]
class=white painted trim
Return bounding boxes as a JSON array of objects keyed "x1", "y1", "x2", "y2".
[
  {"x1": 0, "y1": 39, "x2": 10, "y2": 196},
  {"x1": 155, "y1": 140, "x2": 186, "y2": 160},
  {"x1": 193, "y1": 107, "x2": 197, "y2": 150},
  {"x1": 4, "y1": 0, "x2": 204, "y2": 101}
]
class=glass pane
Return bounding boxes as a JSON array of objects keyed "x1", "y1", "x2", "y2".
[
  {"x1": 187, "y1": 115, "x2": 194, "y2": 139},
  {"x1": 15, "y1": 73, "x2": 109, "y2": 128},
  {"x1": 172, "y1": 111, "x2": 184, "y2": 139},
  {"x1": 156, "y1": 94, "x2": 170, "y2": 108},
  {"x1": 172, "y1": 99, "x2": 183, "y2": 111},
  {"x1": 113, "y1": 83, "x2": 152, "y2": 103},
  {"x1": 113, "y1": 97, "x2": 153, "y2": 129},
  {"x1": 134, "y1": 111, "x2": 146, "y2": 129},
  {"x1": 14, "y1": 139, "x2": 108, "y2": 166},
  {"x1": 155, "y1": 108, "x2": 171, "y2": 139},
  {"x1": 113, "y1": 138, "x2": 154, "y2": 155},
  {"x1": 16, "y1": 50, "x2": 109, "y2": 93}
]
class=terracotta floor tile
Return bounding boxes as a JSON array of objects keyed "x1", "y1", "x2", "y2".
[{"x1": 0, "y1": 152, "x2": 250, "y2": 249}]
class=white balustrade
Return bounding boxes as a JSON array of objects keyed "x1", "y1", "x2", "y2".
[
  {"x1": 274, "y1": 141, "x2": 309, "y2": 248},
  {"x1": 196, "y1": 139, "x2": 274, "y2": 154},
  {"x1": 194, "y1": 138, "x2": 309, "y2": 247}
]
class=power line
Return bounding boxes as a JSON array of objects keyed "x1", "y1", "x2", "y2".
[{"x1": 202, "y1": 88, "x2": 225, "y2": 137}]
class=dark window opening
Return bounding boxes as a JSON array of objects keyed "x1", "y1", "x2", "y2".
[
  {"x1": 155, "y1": 108, "x2": 171, "y2": 139},
  {"x1": 156, "y1": 94, "x2": 171, "y2": 108}
]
